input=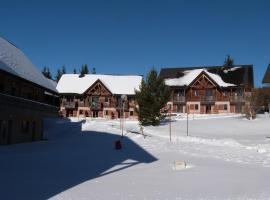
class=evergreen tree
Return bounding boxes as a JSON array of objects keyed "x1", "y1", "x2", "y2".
[
  {"x1": 61, "y1": 65, "x2": 66, "y2": 74},
  {"x1": 55, "y1": 69, "x2": 62, "y2": 82},
  {"x1": 223, "y1": 55, "x2": 234, "y2": 67},
  {"x1": 92, "y1": 67, "x2": 96, "y2": 74},
  {"x1": 73, "y1": 68, "x2": 77, "y2": 74},
  {"x1": 135, "y1": 68, "x2": 170, "y2": 126},
  {"x1": 41, "y1": 66, "x2": 52, "y2": 79},
  {"x1": 79, "y1": 64, "x2": 89, "y2": 77},
  {"x1": 84, "y1": 64, "x2": 89, "y2": 74}
]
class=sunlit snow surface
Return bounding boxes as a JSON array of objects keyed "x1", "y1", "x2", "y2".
[{"x1": 1, "y1": 114, "x2": 270, "y2": 200}]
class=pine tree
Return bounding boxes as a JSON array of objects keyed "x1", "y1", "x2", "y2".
[
  {"x1": 41, "y1": 66, "x2": 52, "y2": 79},
  {"x1": 55, "y1": 69, "x2": 62, "y2": 82},
  {"x1": 135, "y1": 68, "x2": 170, "y2": 126},
  {"x1": 84, "y1": 64, "x2": 89, "y2": 74},
  {"x1": 79, "y1": 64, "x2": 89, "y2": 77},
  {"x1": 224, "y1": 55, "x2": 234, "y2": 67},
  {"x1": 92, "y1": 67, "x2": 96, "y2": 74},
  {"x1": 61, "y1": 65, "x2": 66, "y2": 74},
  {"x1": 73, "y1": 68, "x2": 77, "y2": 74}
]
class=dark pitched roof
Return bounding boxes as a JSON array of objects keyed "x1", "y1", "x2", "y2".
[
  {"x1": 159, "y1": 65, "x2": 254, "y2": 88},
  {"x1": 262, "y1": 64, "x2": 270, "y2": 84}
]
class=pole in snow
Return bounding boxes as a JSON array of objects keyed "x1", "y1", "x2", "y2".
[
  {"x1": 169, "y1": 107, "x2": 172, "y2": 142},
  {"x1": 187, "y1": 106, "x2": 189, "y2": 137}
]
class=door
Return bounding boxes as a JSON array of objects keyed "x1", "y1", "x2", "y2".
[
  {"x1": 92, "y1": 111, "x2": 99, "y2": 118},
  {"x1": 206, "y1": 105, "x2": 211, "y2": 114}
]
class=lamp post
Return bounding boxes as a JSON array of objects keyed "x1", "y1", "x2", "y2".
[{"x1": 121, "y1": 95, "x2": 127, "y2": 138}]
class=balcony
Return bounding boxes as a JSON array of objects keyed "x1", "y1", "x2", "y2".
[
  {"x1": 116, "y1": 103, "x2": 129, "y2": 110},
  {"x1": 200, "y1": 96, "x2": 216, "y2": 103},
  {"x1": 230, "y1": 96, "x2": 245, "y2": 102},
  {"x1": 173, "y1": 96, "x2": 186, "y2": 103},
  {"x1": 63, "y1": 101, "x2": 76, "y2": 109},
  {"x1": 91, "y1": 102, "x2": 102, "y2": 110}
]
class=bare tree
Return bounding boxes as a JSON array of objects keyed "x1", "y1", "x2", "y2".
[{"x1": 245, "y1": 88, "x2": 270, "y2": 119}]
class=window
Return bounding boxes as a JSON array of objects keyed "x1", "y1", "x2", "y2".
[
  {"x1": 224, "y1": 104, "x2": 228, "y2": 110},
  {"x1": 79, "y1": 110, "x2": 83, "y2": 115},
  {"x1": 205, "y1": 89, "x2": 212, "y2": 96},
  {"x1": 21, "y1": 120, "x2": 29, "y2": 134},
  {"x1": 194, "y1": 90, "x2": 200, "y2": 96},
  {"x1": 105, "y1": 97, "x2": 109, "y2": 102},
  {"x1": 130, "y1": 111, "x2": 134, "y2": 116},
  {"x1": 195, "y1": 104, "x2": 199, "y2": 110}
]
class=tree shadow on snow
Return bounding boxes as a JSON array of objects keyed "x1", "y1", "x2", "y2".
[{"x1": 0, "y1": 119, "x2": 157, "y2": 200}]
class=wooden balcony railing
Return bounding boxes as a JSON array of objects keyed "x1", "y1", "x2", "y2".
[
  {"x1": 230, "y1": 96, "x2": 245, "y2": 102},
  {"x1": 200, "y1": 96, "x2": 216, "y2": 103},
  {"x1": 91, "y1": 102, "x2": 102, "y2": 110},
  {"x1": 173, "y1": 96, "x2": 186, "y2": 103},
  {"x1": 116, "y1": 103, "x2": 129, "y2": 110}
]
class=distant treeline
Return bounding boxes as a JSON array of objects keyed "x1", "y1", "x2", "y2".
[{"x1": 41, "y1": 64, "x2": 96, "y2": 82}]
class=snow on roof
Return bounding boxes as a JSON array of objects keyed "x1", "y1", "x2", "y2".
[
  {"x1": 223, "y1": 66, "x2": 242, "y2": 74},
  {"x1": 57, "y1": 74, "x2": 142, "y2": 95},
  {"x1": 0, "y1": 37, "x2": 57, "y2": 92},
  {"x1": 165, "y1": 69, "x2": 235, "y2": 87}
]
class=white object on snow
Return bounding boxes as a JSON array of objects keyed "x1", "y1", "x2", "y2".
[
  {"x1": 57, "y1": 74, "x2": 142, "y2": 95},
  {"x1": 0, "y1": 37, "x2": 57, "y2": 92},
  {"x1": 165, "y1": 68, "x2": 235, "y2": 87},
  {"x1": 173, "y1": 160, "x2": 187, "y2": 170}
]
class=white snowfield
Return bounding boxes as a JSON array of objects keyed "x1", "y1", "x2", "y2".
[
  {"x1": 165, "y1": 68, "x2": 235, "y2": 87},
  {"x1": 0, "y1": 37, "x2": 57, "y2": 92},
  {"x1": 56, "y1": 74, "x2": 142, "y2": 95},
  {"x1": 0, "y1": 114, "x2": 270, "y2": 200}
]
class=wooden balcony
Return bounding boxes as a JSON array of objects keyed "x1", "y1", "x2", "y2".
[
  {"x1": 230, "y1": 96, "x2": 245, "y2": 102},
  {"x1": 63, "y1": 101, "x2": 76, "y2": 109},
  {"x1": 173, "y1": 96, "x2": 186, "y2": 103},
  {"x1": 200, "y1": 96, "x2": 216, "y2": 103},
  {"x1": 116, "y1": 103, "x2": 129, "y2": 110},
  {"x1": 91, "y1": 102, "x2": 102, "y2": 110}
]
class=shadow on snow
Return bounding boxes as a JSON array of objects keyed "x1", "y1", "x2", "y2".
[{"x1": 0, "y1": 119, "x2": 157, "y2": 200}]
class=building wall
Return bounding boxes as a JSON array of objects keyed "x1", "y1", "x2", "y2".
[
  {"x1": 60, "y1": 95, "x2": 139, "y2": 119},
  {"x1": 0, "y1": 71, "x2": 58, "y2": 145}
]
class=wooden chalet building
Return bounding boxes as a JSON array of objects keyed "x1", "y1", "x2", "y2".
[
  {"x1": 160, "y1": 65, "x2": 254, "y2": 114},
  {"x1": 57, "y1": 74, "x2": 142, "y2": 119},
  {"x1": 0, "y1": 37, "x2": 59, "y2": 145},
  {"x1": 262, "y1": 64, "x2": 270, "y2": 88}
]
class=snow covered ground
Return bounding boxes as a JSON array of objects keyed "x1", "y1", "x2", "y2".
[{"x1": 0, "y1": 114, "x2": 270, "y2": 200}]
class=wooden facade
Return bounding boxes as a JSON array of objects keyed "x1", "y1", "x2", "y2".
[
  {"x1": 59, "y1": 79, "x2": 138, "y2": 119},
  {"x1": 0, "y1": 70, "x2": 59, "y2": 145},
  {"x1": 165, "y1": 70, "x2": 252, "y2": 114}
]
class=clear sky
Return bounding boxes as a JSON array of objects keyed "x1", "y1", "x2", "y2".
[{"x1": 0, "y1": 0, "x2": 269, "y2": 86}]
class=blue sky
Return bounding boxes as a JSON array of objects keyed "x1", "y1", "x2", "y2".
[{"x1": 0, "y1": 0, "x2": 269, "y2": 86}]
